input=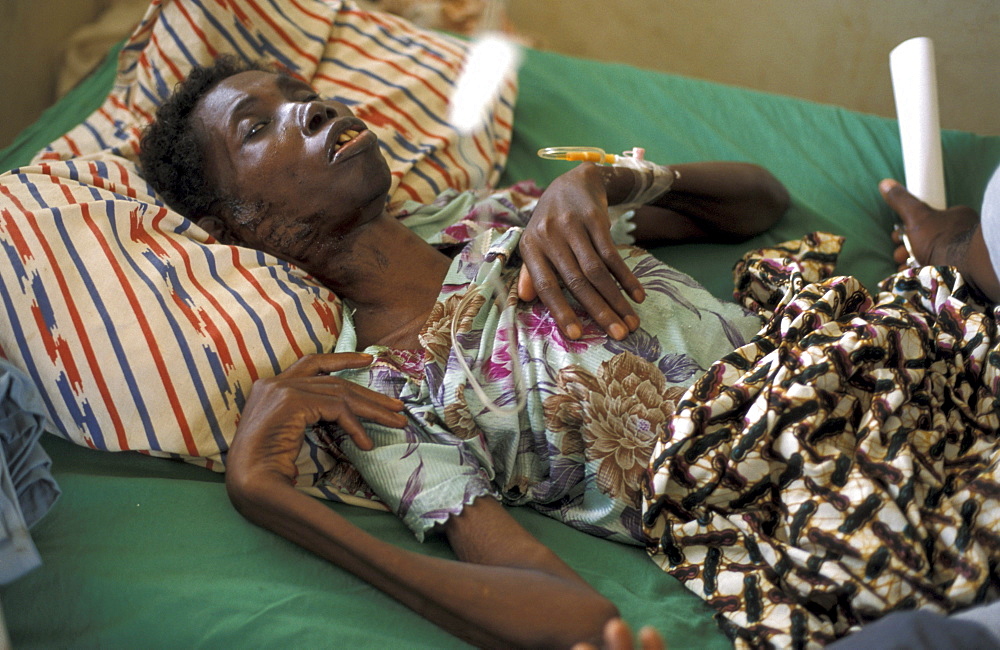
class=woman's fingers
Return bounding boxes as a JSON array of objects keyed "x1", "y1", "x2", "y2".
[
  {"x1": 519, "y1": 252, "x2": 586, "y2": 339},
  {"x1": 636, "y1": 626, "x2": 666, "y2": 650},
  {"x1": 519, "y1": 162, "x2": 645, "y2": 340},
  {"x1": 297, "y1": 373, "x2": 406, "y2": 413},
  {"x1": 517, "y1": 266, "x2": 538, "y2": 302},
  {"x1": 570, "y1": 618, "x2": 667, "y2": 650},
  {"x1": 573, "y1": 224, "x2": 644, "y2": 320},
  {"x1": 556, "y1": 249, "x2": 633, "y2": 340},
  {"x1": 278, "y1": 377, "x2": 406, "y2": 451},
  {"x1": 241, "y1": 353, "x2": 407, "y2": 453},
  {"x1": 279, "y1": 351, "x2": 379, "y2": 377},
  {"x1": 299, "y1": 377, "x2": 406, "y2": 432},
  {"x1": 519, "y1": 234, "x2": 638, "y2": 340},
  {"x1": 227, "y1": 353, "x2": 409, "y2": 490}
]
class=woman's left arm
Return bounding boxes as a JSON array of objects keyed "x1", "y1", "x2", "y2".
[
  {"x1": 518, "y1": 161, "x2": 789, "y2": 340},
  {"x1": 633, "y1": 161, "x2": 789, "y2": 243}
]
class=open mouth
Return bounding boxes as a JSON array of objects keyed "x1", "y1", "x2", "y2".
[
  {"x1": 327, "y1": 120, "x2": 372, "y2": 163},
  {"x1": 331, "y1": 128, "x2": 362, "y2": 155}
]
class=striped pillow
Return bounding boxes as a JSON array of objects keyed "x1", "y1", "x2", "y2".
[
  {"x1": 0, "y1": 0, "x2": 516, "y2": 506},
  {"x1": 40, "y1": 0, "x2": 515, "y2": 211}
]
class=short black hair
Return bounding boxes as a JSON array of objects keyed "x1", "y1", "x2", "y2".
[{"x1": 138, "y1": 55, "x2": 271, "y2": 218}]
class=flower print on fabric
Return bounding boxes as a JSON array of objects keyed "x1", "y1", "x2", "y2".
[
  {"x1": 519, "y1": 300, "x2": 606, "y2": 354},
  {"x1": 323, "y1": 189, "x2": 763, "y2": 547},
  {"x1": 442, "y1": 384, "x2": 482, "y2": 441},
  {"x1": 419, "y1": 288, "x2": 485, "y2": 365},
  {"x1": 481, "y1": 321, "x2": 516, "y2": 382},
  {"x1": 377, "y1": 348, "x2": 425, "y2": 380},
  {"x1": 656, "y1": 352, "x2": 704, "y2": 384},
  {"x1": 398, "y1": 184, "x2": 541, "y2": 250},
  {"x1": 544, "y1": 352, "x2": 687, "y2": 506}
]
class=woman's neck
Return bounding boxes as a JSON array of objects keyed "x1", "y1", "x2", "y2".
[{"x1": 309, "y1": 213, "x2": 452, "y2": 349}]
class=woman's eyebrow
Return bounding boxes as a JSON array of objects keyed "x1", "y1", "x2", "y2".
[
  {"x1": 228, "y1": 95, "x2": 263, "y2": 134},
  {"x1": 275, "y1": 72, "x2": 315, "y2": 94}
]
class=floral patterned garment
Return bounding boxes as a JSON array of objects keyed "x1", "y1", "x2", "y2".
[
  {"x1": 314, "y1": 186, "x2": 762, "y2": 544},
  {"x1": 643, "y1": 232, "x2": 1000, "y2": 649}
]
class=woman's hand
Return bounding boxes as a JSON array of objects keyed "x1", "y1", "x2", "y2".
[
  {"x1": 221, "y1": 353, "x2": 635, "y2": 648},
  {"x1": 225, "y1": 352, "x2": 406, "y2": 499},
  {"x1": 571, "y1": 618, "x2": 666, "y2": 650},
  {"x1": 225, "y1": 356, "x2": 622, "y2": 648},
  {"x1": 517, "y1": 161, "x2": 789, "y2": 341},
  {"x1": 518, "y1": 163, "x2": 644, "y2": 341}
]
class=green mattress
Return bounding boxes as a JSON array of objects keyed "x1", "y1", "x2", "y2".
[{"x1": 2, "y1": 33, "x2": 1000, "y2": 650}]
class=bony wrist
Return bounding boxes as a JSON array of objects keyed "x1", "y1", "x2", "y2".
[
  {"x1": 613, "y1": 155, "x2": 678, "y2": 206},
  {"x1": 606, "y1": 154, "x2": 678, "y2": 247}
]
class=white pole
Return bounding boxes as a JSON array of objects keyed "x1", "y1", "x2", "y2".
[{"x1": 890, "y1": 36, "x2": 947, "y2": 210}]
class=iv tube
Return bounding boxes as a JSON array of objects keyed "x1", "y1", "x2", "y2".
[{"x1": 537, "y1": 146, "x2": 617, "y2": 164}]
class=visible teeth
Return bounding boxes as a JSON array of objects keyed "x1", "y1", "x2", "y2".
[
  {"x1": 332, "y1": 129, "x2": 361, "y2": 155},
  {"x1": 337, "y1": 129, "x2": 360, "y2": 144}
]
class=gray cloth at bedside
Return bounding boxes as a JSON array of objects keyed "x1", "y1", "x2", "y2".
[{"x1": 0, "y1": 358, "x2": 59, "y2": 585}]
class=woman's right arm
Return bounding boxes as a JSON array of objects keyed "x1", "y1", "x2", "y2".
[{"x1": 226, "y1": 353, "x2": 620, "y2": 649}]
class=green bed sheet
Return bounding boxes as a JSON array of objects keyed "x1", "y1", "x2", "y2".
[
  {"x1": 501, "y1": 49, "x2": 1000, "y2": 299},
  {"x1": 3, "y1": 40, "x2": 1000, "y2": 650},
  {"x1": 5, "y1": 437, "x2": 726, "y2": 649}
]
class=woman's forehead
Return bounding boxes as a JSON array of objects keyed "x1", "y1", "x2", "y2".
[
  {"x1": 196, "y1": 70, "x2": 313, "y2": 125},
  {"x1": 200, "y1": 71, "x2": 277, "y2": 117},
  {"x1": 225, "y1": 69, "x2": 314, "y2": 98}
]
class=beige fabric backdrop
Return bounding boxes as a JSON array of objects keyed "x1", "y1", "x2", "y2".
[
  {"x1": 508, "y1": 0, "x2": 998, "y2": 136},
  {"x1": 2, "y1": 0, "x2": 998, "y2": 149}
]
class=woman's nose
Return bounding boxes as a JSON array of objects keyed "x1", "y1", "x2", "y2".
[{"x1": 301, "y1": 101, "x2": 337, "y2": 135}]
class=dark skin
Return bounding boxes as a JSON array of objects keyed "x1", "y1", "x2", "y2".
[
  {"x1": 194, "y1": 70, "x2": 789, "y2": 347},
  {"x1": 882, "y1": 178, "x2": 1000, "y2": 303},
  {"x1": 518, "y1": 161, "x2": 791, "y2": 339},
  {"x1": 192, "y1": 69, "x2": 789, "y2": 647},
  {"x1": 192, "y1": 71, "x2": 450, "y2": 350}
]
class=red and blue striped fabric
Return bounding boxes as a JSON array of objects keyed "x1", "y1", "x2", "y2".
[{"x1": 0, "y1": 0, "x2": 516, "y2": 506}]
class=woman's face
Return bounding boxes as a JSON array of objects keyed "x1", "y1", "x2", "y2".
[{"x1": 191, "y1": 70, "x2": 392, "y2": 264}]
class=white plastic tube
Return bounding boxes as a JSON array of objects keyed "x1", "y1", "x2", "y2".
[{"x1": 890, "y1": 36, "x2": 947, "y2": 210}]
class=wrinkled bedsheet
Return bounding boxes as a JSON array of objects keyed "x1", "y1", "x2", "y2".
[{"x1": 643, "y1": 233, "x2": 1000, "y2": 648}]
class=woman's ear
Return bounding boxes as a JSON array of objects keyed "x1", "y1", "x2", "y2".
[{"x1": 195, "y1": 215, "x2": 234, "y2": 244}]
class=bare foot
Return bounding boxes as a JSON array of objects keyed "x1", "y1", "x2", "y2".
[{"x1": 880, "y1": 178, "x2": 980, "y2": 268}]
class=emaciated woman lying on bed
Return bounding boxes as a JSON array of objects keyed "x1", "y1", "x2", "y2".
[{"x1": 138, "y1": 55, "x2": 1000, "y2": 649}]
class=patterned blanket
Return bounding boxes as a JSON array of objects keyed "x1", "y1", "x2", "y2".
[{"x1": 643, "y1": 233, "x2": 1000, "y2": 648}]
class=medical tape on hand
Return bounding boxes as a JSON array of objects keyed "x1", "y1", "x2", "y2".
[
  {"x1": 607, "y1": 157, "x2": 679, "y2": 245},
  {"x1": 614, "y1": 156, "x2": 678, "y2": 206}
]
